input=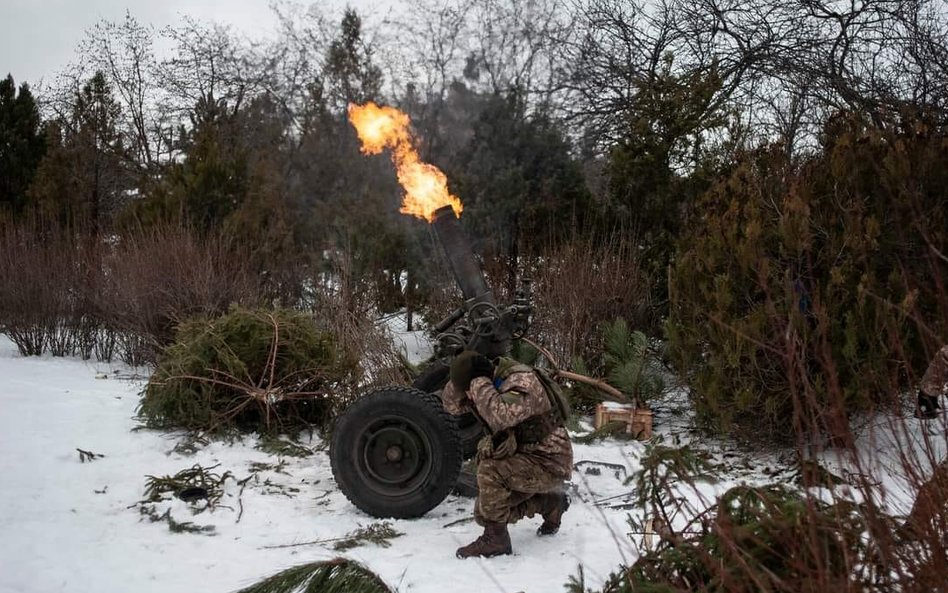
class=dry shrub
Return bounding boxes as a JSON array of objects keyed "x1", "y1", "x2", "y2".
[
  {"x1": 528, "y1": 234, "x2": 655, "y2": 375},
  {"x1": 417, "y1": 266, "x2": 463, "y2": 331},
  {"x1": 480, "y1": 246, "x2": 519, "y2": 303},
  {"x1": 0, "y1": 213, "x2": 101, "y2": 357},
  {"x1": 0, "y1": 216, "x2": 265, "y2": 365},
  {"x1": 98, "y1": 223, "x2": 262, "y2": 364},
  {"x1": 139, "y1": 306, "x2": 359, "y2": 434},
  {"x1": 302, "y1": 257, "x2": 408, "y2": 390},
  {"x1": 0, "y1": 214, "x2": 406, "y2": 381}
]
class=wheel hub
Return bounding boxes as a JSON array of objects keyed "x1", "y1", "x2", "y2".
[
  {"x1": 358, "y1": 417, "x2": 434, "y2": 494},
  {"x1": 385, "y1": 445, "x2": 403, "y2": 462}
]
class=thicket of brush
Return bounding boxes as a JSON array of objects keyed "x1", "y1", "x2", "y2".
[
  {"x1": 0, "y1": 214, "x2": 408, "y2": 375},
  {"x1": 571, "y1": 432, "x2": 948, "y2": 593},
  {"x1": 0, "y1": 217, "x2": 263, "y2": 365},
  {"x1": 528, "y1": 235, "x2": 656, "y2": 376},
  {"x1": 0, "y1": 214, "x2": 101, "y2": 358},
  {"x1": 580, "y1": 113, "x2": 948, "y2": 592}
]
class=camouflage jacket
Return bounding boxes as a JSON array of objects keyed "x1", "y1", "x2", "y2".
[{"x1": 441, "y1": 361, "x2": 573, "y2": 479}]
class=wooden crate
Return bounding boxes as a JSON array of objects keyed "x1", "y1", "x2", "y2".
[{"x1": 594, "y1": 403, "x2": 653, "y2": 440}]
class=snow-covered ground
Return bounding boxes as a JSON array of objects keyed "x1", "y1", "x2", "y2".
[
  {"x1": 1, "y1": 331, "x2": 944, "y2": 593},
  {"x1": 0, "y1": 335, "x2": 642, "y2": 593}
]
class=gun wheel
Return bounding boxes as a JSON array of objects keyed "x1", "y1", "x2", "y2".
[{"x1": 330, "y1": 386, "x2": 463, "y2": 518}]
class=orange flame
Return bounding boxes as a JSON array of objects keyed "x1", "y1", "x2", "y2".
[{"x1": 348, "y1": 102, "x2": 463, "y2": 222}]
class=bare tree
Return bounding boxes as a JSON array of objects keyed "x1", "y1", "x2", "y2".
[
  {"x1": 260, "y1": 2, "x2": 333, "y2": 135},
  {"x1": 79, "y1": 12, "x2": 164, "y2": 168},
  {"x1": 558, "y1": 0, "x2": 948, "y2": 158},
  {"x1": 155, "y1": 17, "x2": 265, "y2": 121}
]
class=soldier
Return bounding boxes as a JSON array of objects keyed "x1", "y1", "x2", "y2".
[
  {"x1": 918, "y1": 345, "x2": 947, "y2": 419},
  {"x1": 441, "y1": 350, "x2": 573, "y2": 558}
]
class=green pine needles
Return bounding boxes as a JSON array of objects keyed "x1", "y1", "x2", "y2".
[
  {"x1": 602, "y1": 318, "x2": 666, "y2": 407},
  {"x1": 138, "y1": 306, "x2": 359, "y2": 434},
  {"x1": 236, "y1": 558, "x2": 394, "y2": 593},
  {"x1": 565, "y1": 318, "x2": 667, "y2": 412},
  {"x1": 668, "y1": 115, "x2": 948, "y2": 441},
  {"x1": 332, "y1": 522, "x2": 404, "y2": 551}
]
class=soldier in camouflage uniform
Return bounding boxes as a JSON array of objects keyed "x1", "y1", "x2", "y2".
[
  {"x1": 441, "y1": 351, "x2": 573, "y2": 558},
  {"x1": 918, "y1": 345, "x2": 948, "y2": 419}
]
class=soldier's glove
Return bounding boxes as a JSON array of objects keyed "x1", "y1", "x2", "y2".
[{"x1": 450, "y1": 350, "x2": 494, "y2": 393}]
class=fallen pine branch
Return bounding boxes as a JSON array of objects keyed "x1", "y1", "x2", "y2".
[
  {"x1": 260, "y1": 522, "x2": 402, "y2": 551},
  {"x1": 235, "y1": 558, "x2": 394, "y2": 593}
]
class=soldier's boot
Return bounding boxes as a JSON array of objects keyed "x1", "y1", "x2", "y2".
[
  {"x1": 917, "y1": 389, "x2": 941, "y2": 419},
  {"x1": 456, "y1": 522, "x2": 512, "y2": 559},
  {"x1": 537, "y1": 491, "x2": 570, "y2": 536}
]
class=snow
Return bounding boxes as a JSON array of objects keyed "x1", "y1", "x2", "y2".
[
  {"x1": 818, "y1": 412, "x2": 948, "y2": 517},
  {"x1": 599, "y1": 401, "x2": 635, "y2": 410},
  {"x1": 1, "y1": 331, "x2": 943, "y2": 593},
  {"x1": 0, "y1": 336, "x2": 636, "y2": 593},
  {"x1": 385, "y1": 313, "x2": 434, "y2": 365}
]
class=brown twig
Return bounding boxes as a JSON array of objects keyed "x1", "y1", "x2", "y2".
[
  {"x1": 260, "y1": 538, "x2": 335, "y2": 550},
  {"x1": 442, "y1": 516, "x2": 475, "y2": 528},
  {"x1": 521, "y1": 336, "x2": 562, "y2": 369},
  {"x1": 557, "y1": 370, "x2": 631, "y2": 404}
]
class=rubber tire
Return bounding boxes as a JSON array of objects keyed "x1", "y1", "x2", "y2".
[
  {"x1": 330, "y1": 386, "x2": 463, "y2": 519},
  {"x1": 412, "y1": 362, "x2": 483, "y2": 459}
]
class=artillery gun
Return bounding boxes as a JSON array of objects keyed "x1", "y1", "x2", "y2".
[{"x1": 329, "y1": 205, "x2": 532, "y2": 518}]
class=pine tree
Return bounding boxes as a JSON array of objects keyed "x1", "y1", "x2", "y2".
[
  {"x1": 0, "y1": 75, "x2": 46, "y2": 216},
  {"x1": 668, "y1": 112, "x2": 948, "y2": 442},
  {"x1": 27, "y1": 72, "x2": 129, "y2": 232},
  {"x1": 607, "y1": 59, "x2": 728, "y2": 302},
  {"x1": 121, "y1": 93, "x2": 250, "y2": 232},
  {"x1": 453, "y1": 89, "x2": 593, "y2": 289},
  {"x1": 324, "y1": 9, "x2": 382, "y2": 111}
]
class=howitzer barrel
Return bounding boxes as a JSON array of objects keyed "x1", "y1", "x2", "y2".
[{"x1": 431, "y1": 206, "x2": 494, "y2": 306}]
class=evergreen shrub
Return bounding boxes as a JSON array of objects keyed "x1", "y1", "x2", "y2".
[
  {"x1": 668, "y1": 113, "x2": 948, "y2": 441},
  {"x1": 139, "y1": 306, "x2": 358, "y2": 434},
  {"x1": 571, "y1": 318, "x2": 667, "y2": 412}
]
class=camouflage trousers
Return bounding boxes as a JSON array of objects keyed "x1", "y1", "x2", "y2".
[
  {"x1": 473, "y1": 454, "x2": 565, "y2": 526},
  {"x1": 920, "y1": 345, "x2": 948, "y2": 396}
]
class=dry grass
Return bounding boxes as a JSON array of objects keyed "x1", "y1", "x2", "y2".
[{"x1": 527, "y1": 234, "x2": 655, "y2": 375}]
